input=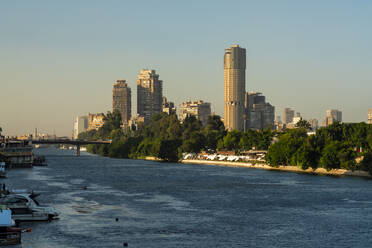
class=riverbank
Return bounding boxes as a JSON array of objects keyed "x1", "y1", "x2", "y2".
[{"x1": 180, "y1": 159, "x2": 372, "y2": 178}]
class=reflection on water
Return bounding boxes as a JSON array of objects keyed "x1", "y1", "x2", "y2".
[{"x1": 2, "y1": 148, "x2": 372, "y2": 248}]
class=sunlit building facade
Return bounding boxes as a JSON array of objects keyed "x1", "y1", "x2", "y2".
[
  {"x1": 137, "y1": 69, "x2": 163, "y2": 124},
  {"x1": 224, "y1": 45, "x2": 246, "y2": 131},
  {"x1": 112, "y1": 79, "x2": 131, "y2": 129}
]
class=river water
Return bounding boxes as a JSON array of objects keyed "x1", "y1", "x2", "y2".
[{"x1": 2, "y1": 148, "x2": 372, "y2": 247}]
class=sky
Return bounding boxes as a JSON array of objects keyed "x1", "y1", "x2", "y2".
[{"x1": 1, "y1": 0, "x2": 371, "y2": 136}]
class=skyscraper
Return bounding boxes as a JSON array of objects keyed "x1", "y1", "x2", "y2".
[
  {"x1": 112, "y1": 79, "x2": 131, "y2": 128},
  {"x1": 283, "y1": 108, "x2": 295, "y2": 124},
  {"x1": 137, "y1": 69, "x2": 163, "y2": 124},
  {"x1": 244, "y1": 92, "x2": 275, "y2": 130},
  {"x1": 323, "y1": 109, "x2": 342, "y2": 126},
  {"x1": 73, "y1": 116, "x2": 88, "y2": 139},
  {"x1": 368, "y1": 109, "x2": 372, "y2": 124},
  {"x1": 224, "y1": 45, "x2": 246, "y2": 131}
]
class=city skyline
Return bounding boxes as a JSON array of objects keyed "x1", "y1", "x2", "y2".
[{"x1": 1, "y1": 1, "x2": 372, "y2": 136}]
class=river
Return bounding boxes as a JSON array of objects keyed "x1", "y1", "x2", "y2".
[{"x1": 2, "y1": 148, "x2": 372, "y2": 247}]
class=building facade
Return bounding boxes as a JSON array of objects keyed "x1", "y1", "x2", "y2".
[
  {"x1": 137, "y1": 69, "x2": 163, "y2": 124},
  {"x1": 283, "y1": 108, "x2": 295, "y2": 124},
  {"x1": 112, "y1": 79, "x2": 131, "y2": 128},
  {"x1": 178, "y1": 100, "x2": 211, "y2": 126},
  {"x1": 308, "y1": 118, "x2": 319, "y2": 130},
  {"x1": 368, "y1": 109, "x2": 372, "y2": 124},
  {"x1": 224, "y1": 45, "x2": 246, "y2": 131},
  {"x1": 73, "y1": 116, "x2": 88, "y2": 139},
  {"x1": 323, "y1": 109, "x2": 342, "y2": 126},
  {"x1": 244, "y1": 92, "x2": 275, "y2": 130},
  {"x1": 162, "y1": 97, "x2": 176, "y2": 115},
  {"x1": 87, "y1": 113, "x2": 105, "y2": 131}
]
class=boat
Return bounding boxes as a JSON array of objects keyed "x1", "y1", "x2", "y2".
[
  {"x1": 0, "y1": 162, "x2": 6, "y2": 178},
  {"x1": 0, "y1": 205, "x2": 31, "y2": 245},
  {"x1": 0, "y1": 140, "x2": 33, "y2": 168},
  {"x1": 0, "y1": 194, "x2": 59, "y2": 222}
]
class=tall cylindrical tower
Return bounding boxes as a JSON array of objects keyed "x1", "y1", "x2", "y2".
[{"x1": 224, "y1": 45, "x2": 246, "y2": 131}]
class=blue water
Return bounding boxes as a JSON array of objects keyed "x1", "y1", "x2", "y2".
[{"x1": 2, "y1": 148, "x2": 372, "y2": 247}]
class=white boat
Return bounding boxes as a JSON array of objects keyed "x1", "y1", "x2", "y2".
[
  {"x1": 0, "y1": 194, "x2": 59, "y2": 222},
  {"x1": 0, "y1": 163, "x2": 6, "y2": 178},
  {"x1": 0, "y1": 206, "x2": 31, "y2": 245}
]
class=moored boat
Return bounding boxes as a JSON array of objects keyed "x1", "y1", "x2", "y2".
[
  {"x1": 0, "y1": 205, "x2": 31, "y2": 245},
  {"x1": 0, "y1": 194, "x2": 59, "y2": 222}
]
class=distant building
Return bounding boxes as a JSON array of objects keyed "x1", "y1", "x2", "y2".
[
  {"x1": 323, "y1": 109, "x2": 342, "y2": 126},
  {"x1": 162, "y1": 97, "x2": 176, "y2": 115},
  {"x1": 87, "y1": 113, "x2": 105, "y2": 131},
  {"x1": 244, "y1": 92, "x2": 275, "y2": 130},
  {"x1": 368, "y1": 109, "x2": 372, "y2": 124},
  {"x1": 308, "y1": 118, "x2": 319, "y2": 130},
  {"x1": 137, "y1": 69, "x2": 163, "y2": 124},
  {"x1": 178, "y1": 100, "x2": 211, "y2": 126},
  {"x1": 73, "y1": 116, "x2": 88, "y2": 139},
  {"x1": 224, "y1": 44, "x2": 246, "y2": 131},
  {"x1": 274, "y1": 116, "x2": 284, "y2": 131},
  {"x1": 286, "y1": 116, "x2": 303, "y2": 129},
  {"x1": 283, "y1": 108, "x2": 295, "y2": 124},
  {"x1": 112, "y1": 79, "x2": 131, "y2": 129}
]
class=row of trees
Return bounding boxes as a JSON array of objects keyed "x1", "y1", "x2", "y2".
[
  {"x1": 79, "y1": 111, "x2": 372, "y2": 174},
  {"x1": 266, "y1": 122, "x2": 372, "y2": 173},
  {"x1": 78, "y1": 110, "x2": 275, "y2": 162}
]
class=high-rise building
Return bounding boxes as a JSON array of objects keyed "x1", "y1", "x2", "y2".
[
  {"x1": 137, "y1": 69, "x2": 163, "y2": 124},
  {"x1": 87, "y1": 113, "x2": 105, "y2": 131},
  {"x1": 178, "y1": 100, "x2": 211, "y2": 126},
  {"x1": 112, "y1": 79, "x2": 131, "y2": 129},
  {"x1": 368, "y1": 109, "x2": 372, "y2": 124},
  {"x1": 308, "y1": 118, "x2": 319, "y2": 130},
  {"x1": 224, "y1": 45, "x2": 246, "y2": 131},
  {"x1": 162, "y1": 97, "x2": 176, "y2": 115},
  {"x1": 283, "y1": 108, "x2": 295, "y2": 124},
  {"x1": 73, "y1": 116, "x2": 88, "y2": 139},
  {"x1": 244, "y1": 92, "x2": 275, "y2": 130},
  {"x1": 323, "y1": 109, "x2": 342, "y2": 126}
]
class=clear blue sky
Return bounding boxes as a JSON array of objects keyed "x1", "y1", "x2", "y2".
[{"x1": 1, "y1": 0, "x2": 371, "y2": 136}]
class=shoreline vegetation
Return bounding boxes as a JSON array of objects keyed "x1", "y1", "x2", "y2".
[
  {"x1": 144, "y1": 156, "x2": 370, "y2": 178},
  {"x1": 77, "y1": 110, "x2": 372, "y2": 178},
  {"x1": 180, "y1": 159, "x2": 371, "y2": 178}
]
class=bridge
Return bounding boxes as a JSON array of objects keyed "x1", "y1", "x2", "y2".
[{"x1": 31, "y1": 139, "x2": 111, "y2": 156}]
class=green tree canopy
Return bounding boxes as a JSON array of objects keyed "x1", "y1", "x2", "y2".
[{"x1": 295, "y1": 119, "x2": 312, "y2": 130}]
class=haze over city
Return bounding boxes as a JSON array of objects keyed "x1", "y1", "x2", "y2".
[{"x1": 1, "y1": 0, "x2": 372, "y2": 136}]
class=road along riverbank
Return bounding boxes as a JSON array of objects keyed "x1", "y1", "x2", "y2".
[{"x1": 180, "y1": 159, "x2": 371, "y2": 178}]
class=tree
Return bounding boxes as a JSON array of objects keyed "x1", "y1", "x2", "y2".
[
  {"x1": 153, "y1": 138, "x2": 181, "y2": 162},
  {"x1": 222, "y1": 130, "x2": 243, "y2": 151},
  {"x1": 361, "y1": 152, "x2": 372, "y2": 175},
  {"x1": 266, "y1": 128, "x2": 307, "y2": 166},
  {"x1": 296, "y1": 119, "x2": 312, "y2": 130},
  {"x1": 98, "y1": 110, "x2": 122, "y2": 138},
  {"x1": 319, "y1": 141, "x2": 341, "y2": 170},
  {"x1": 205, "y1": 115, "x2": 225, "y2": 133},
  {"x1": 181, "y1": 131, "x2": 206, "y2": 153}
]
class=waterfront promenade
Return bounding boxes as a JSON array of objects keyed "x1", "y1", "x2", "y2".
[{"x1": 181, "y1": 159, "x2": 371, "y2": 178}]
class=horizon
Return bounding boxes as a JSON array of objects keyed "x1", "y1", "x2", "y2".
[{"x1": 1, "y1": 1, "x2": 372, "y2": 136}]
